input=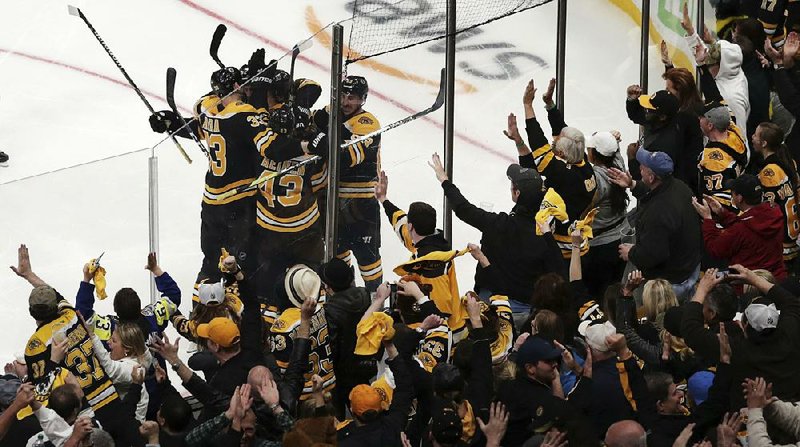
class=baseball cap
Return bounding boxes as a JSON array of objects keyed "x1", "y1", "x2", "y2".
[
  {"x1": 636, "y1": 148, "x2": 674, "y2": 176},
  {"x1": 507, "y1": 164, "x2": 543, "y2": 192},
  {"x1": 29, "y1": 285, "x2": 59, "y2": 320},
  {"x1": 515, "y1": 336, "x2": 562, "y2": 367},
  {"x1": 349, "y1": 384, "x2": 382, "y2": 417},
  {"x1": 587, "y1": 131, "x2": 620, "y2": 157},
  {"x1": 688, "y1": 370, "x2": 715, "y2": 405},
  {"x1": 639, "y1": 90, "x2": 679, "y2": 117},
  {"x1": 744, "y1": 302, "x2": 780, "y2": 332},
  {"x1": 284, "y1": 264, "x2": 321, "y2": 308},
  {"x1": 196, "y1": 317, "x2": 240, "y2": 347},
  {"x1": 703, "y1": 100, "x2": 731, "y2": 131},
  {"x1": 583, "y1": 321, "x2": 616, "y2": 353},
  {"x1": 431, "y1": 407, "x2": 463, "y2": 444},
  {"x1": 723, "y1": 174, "x2": 763, "y2": 204},
  {"x1": 197, "y1": 281, "x2": 225, "y2": 306}
]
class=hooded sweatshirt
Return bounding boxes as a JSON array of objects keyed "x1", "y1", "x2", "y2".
[
  {"x1": 702, "y1": 202, "x2": 787, "y2": 279},
  {"x1": 590, "y1": 152, "x2": 627, "y2": 247}
]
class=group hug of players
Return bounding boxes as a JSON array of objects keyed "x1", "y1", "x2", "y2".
[{"x1": 147, "y1": 49, "x2": 385, "y2": 309}]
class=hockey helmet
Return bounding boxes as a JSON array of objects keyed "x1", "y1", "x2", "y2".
[
  {"x1": 266, "y1": 69, "x2": 292, "y2": 101},
  {"x1": 342, "y1": 75, "x2": 368, "y2": 99},
  {"x1": 268, "y1": 104, "x2": 295, "y2": 134},
  {"x1": 210, "y1": 66, "x2": 242, "y2": 96}
]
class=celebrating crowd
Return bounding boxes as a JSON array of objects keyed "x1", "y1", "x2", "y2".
[{"x1": 8, "y1": 1, "x2": 800, "y2": 446}]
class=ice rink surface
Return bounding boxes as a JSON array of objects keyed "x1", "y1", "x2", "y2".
[{"x1": 0, "y1": 0, "x2": 669, "y2": 358}]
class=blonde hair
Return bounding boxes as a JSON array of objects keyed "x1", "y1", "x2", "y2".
[
  {"x1": 743, "y1": 269, "x2": 776, "y2": 296},
  {"x1": 555, "y1": 127, "x2": 586, "y2": 164},
  {"x1": 661, "y1": 331, "x2": 694, "y2": 360},
  {"x1": 642, "y1": 279, "x2": 678, "y2": 323},
  {"x1": 114, "y1": 322, "x2": 146, "y2": 361}
]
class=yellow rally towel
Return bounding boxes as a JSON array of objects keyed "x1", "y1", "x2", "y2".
[
  {"x1": 575, "y1": 207, "x2": 599, "y2": 241},
  {"x1": 535, "y1": 188, "x2": 568, "y2": 235},
  {"x1": 88, "y1": 259, "x2": 107, "y2": 300},
  {"x1": 218, "y1": 248, "x2": 231, "y2": 272},
  {"x1": 355, "y1": 312, "x2": 396, "y2": 355}
]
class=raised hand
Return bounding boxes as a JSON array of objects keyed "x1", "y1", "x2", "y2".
[
  {"x1": 151, "y1": 333, "x2": 180, "y2": 364},
  {"x1": 680, "y1": 1, "x2": 695, "y2": 35},
  {"x1": 784, "y1": 31, "x2": 800, "y2": 67},
  {"x1": 477, "y1": 402, "x2": 509, "y2": 445},
  {"x1": 717, "y1": 411, "x2": 743, "y2": 447},
  {"x1": 503, "y1": 113, "x2": 523, "y2": 143},
  {"x1": 691, "y1": 197, "x2": 712, "y2": 219},
  {"x1": 523, "y1": 79, "x2": 537, "y2": 106},
  {"x1": 375, "y1": 170, "x2": 388, "y2": 203},
  {"x1": 764, "y1": 38, "x2": 782, "y2": 64},
  {"x1": 139, "y1": 420, "x2": 160, "y2": 444},
  {"x1": 626, "y1": 84, "x2": 643, "y2": 100},
  {"x1": 622, "y1": 270, "x2": 644, "y2": 297},
  {"x1": 145, "y1": 252, "x2": 163, "y2": 276},
  {"x1": 10, "y1": 244, "x2": 32, "y2": 279},
  {"x1": 718, "y1": 322, "x2": 732, "y2": 364},
  {"x1": 541, "y1": 429, "x2": 568, "y2": 447},
  {"x1": 542, "y1": 78, "x2": 556, "y2": 106},
  {"x1": 50, "y1": 338, "x2": 70, "y2": 365},
  {"x1": 554, "y1": 340, "x2": 581, "y2": 375},
  {"x1": 660, "y1": 40, "x2": 672, "y2": 66},
  {"x1": 70, "y1": 416, "x2": 93, "y2": 442},
  {"x1": 419, "y1": 314, "x2": 445, "y2": 332},
  {"x1": 702, "y1": 194, "x2": 724, "y2": 215},
  {"x1": 428, "y1": 153, "x2": 449, "y2": 183},
  {"x1": 702, "y1": 25, "x2": 715, "y2": 44},
  {"x1": 744, "y1": 377, "x2": 776, "y2": 409},
  {"x1": 607, "y1": 168, "x2": 634, "y2": 189},
  {"x1": 258, "y1": 375, "x2": 280, "y2": 410}
]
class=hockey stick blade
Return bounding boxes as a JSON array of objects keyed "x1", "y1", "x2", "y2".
[
  {"x1": 217, "y1": 156, "x2": 321, "y2": 200},
  {"x1": 69, "y1": 6, "x2": 191, "y2": 164},
  {"x1": 210, "y1": 24, "x2": 227, "y2": 69},
  {"x1": 341, "y1": 67, "x2": 446, "y2": 149},
  {"x1": 166, "y1": 68, "x2": 209, "y2": 157}
]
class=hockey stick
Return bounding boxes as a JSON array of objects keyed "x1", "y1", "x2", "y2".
[
  {"x1": 217, "y1": 155, "x2": 321, "y2": 201},
  {"x1": 166, "y1": 68, "x2": 209, "y2": 158},
  {"x1": 210, "y1": 24, "x2": 227, "y2": 69},
  {"x1": 340, "y1": 68, "x2": 446, "y2": 149},
  {"x1": 68, "y1": 5, "x2": 192, "y2": 164}
]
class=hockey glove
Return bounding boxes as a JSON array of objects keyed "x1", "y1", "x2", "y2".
[
  {"x1": 304, "y1": 132, "x2": 328, "y2": 156},
  {"x1": 293, "y1": 106, "x2": 312, "y2": 139},
  {"x1": 311, "y1": 108, "x2": 329, "y2": 132},
  {"x1": 149, "y1": 110, "x2": 182, "y2": 134},
  {"x1": 247, "y1": 48, "x2": 266, "y2": 75}
]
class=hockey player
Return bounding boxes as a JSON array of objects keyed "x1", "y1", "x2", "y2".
[
  {"x1": 149, "y1": 65, "x2": 268, "y2": 288},
  {"x1": 312, "y1": 76, "x2": 384, "y2": 291},
  {"x1": 251, "y1": 69, "x2": 326, "y2": 305}
]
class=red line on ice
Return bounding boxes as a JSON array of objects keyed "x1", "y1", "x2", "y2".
[
  {"x1": 0, "y1": 48, "x2": 192, "y2": 115},
  {"x1": 176, "y1": 0, "x2": 512, "y2": 161}
]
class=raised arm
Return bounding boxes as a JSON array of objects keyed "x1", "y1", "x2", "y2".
[
  {"x1": 430, "y1": 153, "x2": 500, "y2": 232},
  {"x1": 10, "y1": 244, "x2": 47, "y2": 288}
]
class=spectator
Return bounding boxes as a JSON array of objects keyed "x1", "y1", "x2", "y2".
[
  {"x1": 692, "y1": 175, "x2": 787, "y2": 279},
  {"x1": 582, "y1": 130, "x2": 629, "y2": 296},
  {"x1": 752, "y1": 122, "x2": 800, "y2": 270},
  {"x1": 731, "y1": 18, "x2": 771, "y2": 146},
  {"x1": 745, "y1": 376, "x2": 800, "y2": 446},
  {"x1": 336, "y1": 339, "x2": 412, "y2": 446},
  {"x1": 604, "y1": 420, "x2": 647, "y2": 447},
  {"x1": 763, "y1": 31, "x2": 800, "y2": 163},
  {"x1": 680, "y1": 270, "x2": 743, "y2": 366},
  {"x1": 428, "y1": 153, "x2": 565, "y2": 322},
  {"x1": 375, "y1": 169, "x2": 465, "y2": 339},
  {"x1": 506, "y1": 79, "x2": 597, "y2": 258},
  {"x1": 497, "y1": 336, "x2": 594, "y2": 445},
  {"x1": 317, "y1": 257, "x2": 373, "y2": 420},
  {"x1": 609, "y1": 150, "x2": 702, "y2": 301},
  {"x1": 154, "y1": 393, "x2": 194, "y2": 447},
  {"x1": 644, "y1": 372, "x2": 690, "y2": 447}
]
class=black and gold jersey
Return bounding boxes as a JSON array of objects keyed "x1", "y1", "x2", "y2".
[
  {"x1": 255, "y1": 104, "x2": 320, "y2": 233},
  {"x1": 698, "y1": 124, "x2": 747, "y2": 210},
  {"x1": 759, "y1": 155, "x2": 800, "y2": 260},
  {"x1": 756, "y1": 0, "x2": 800, "y2": 46},
  {"x1": 25, "y1": 305, "x2": 118, "y2": 412},
  {"x1": 340, "y1": 110, "x2": 381, "y2": 200},
  {"x1": 270, "y1": 305, "x2": 335, "y2": 400},
  {"x1": 193, "y1": 95, "x2": 267, "y2": 206}
]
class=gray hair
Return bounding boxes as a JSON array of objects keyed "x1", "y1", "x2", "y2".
[
  {"x1": 555, "y1": 127, "x2": 586, "y2": 164},
  {"x1": 91, "y1": 429, "x2": 115, "y2": 447}
]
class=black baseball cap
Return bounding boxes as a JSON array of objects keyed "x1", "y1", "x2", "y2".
[
  {"x1": 515, "y1": 336, "x2": 562, "y2": 367},
  {"x1": 724, "y1": 174, "x2": 762, "y2": 204},
  {"x1": 639, "y1": 90, "x2": 679, "y2": 117},
  {"x1": 507, "y1": 164, "x2": 543, "y2": 191}
]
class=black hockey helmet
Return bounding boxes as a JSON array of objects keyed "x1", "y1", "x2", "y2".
[
  {"x1": 267, "y1": 69, "x2": 292, "y2": 102},
  {"x1": 210, "y1": 66, "x2": 241, "y2": 97},
  {"x1": 268, "y1": 103, "x2": 295, "y2": 134},
  {"x1": 342, "y1": 75, "x2": 368, "y2": 99}
]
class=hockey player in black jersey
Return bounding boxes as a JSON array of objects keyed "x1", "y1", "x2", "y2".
[
  {"x1": 312, "y1": 76, "x2": 384, "y2": 292},
  {"x1": 250, "y1": 69, "x2": 327, "y2": 305},
  {"x1": 149, "y1": 65, "x2": 271, "y2": 287}
]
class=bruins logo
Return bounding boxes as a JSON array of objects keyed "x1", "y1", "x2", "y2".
[
  {"x1": 27, "y1": 338, "x2": 42, "y2": 351},
  {"x1": 358, "y1": 116, "x2": 373, "y2": 125},
  {"x1": 272, "y1": 319, "x2": 286, "y2": 331},
  {"x1": 709, "y1": 150, "x2": 724, "y2": 161},
  {"x1": 762, "y1": 168, "x2": 775, "y2": 177}
]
